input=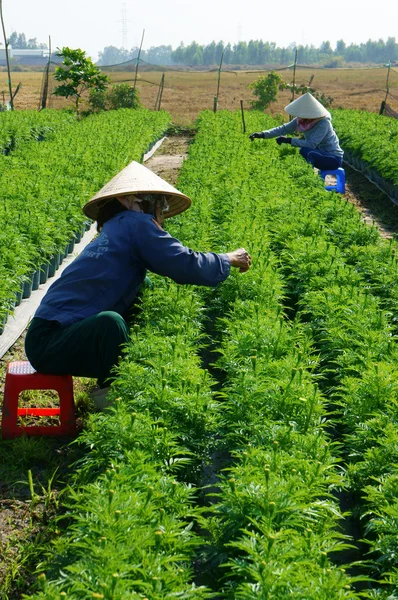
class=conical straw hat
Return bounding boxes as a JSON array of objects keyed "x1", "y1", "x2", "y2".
[
  {"x1": 284, "y1": 92, "x2": 330, "y2": 119},
  {"x1": 83, "y1": 160, "x2": 191, "y2": 220}
]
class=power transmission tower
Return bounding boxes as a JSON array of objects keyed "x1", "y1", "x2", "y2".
[{"x1": 119, "y1": 3, "x2": 130, "y2": 49}]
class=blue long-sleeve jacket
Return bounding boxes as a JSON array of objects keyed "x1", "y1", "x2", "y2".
[
  {"x1": 35, "y1": 211, "x2": 231, "y2": 326},
  {"x1": 261, "y1": 117, "x2": 343, "y2": 157}
]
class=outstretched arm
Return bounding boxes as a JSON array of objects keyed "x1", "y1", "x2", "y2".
[
  {"x1": 133, "y1": 218, "x2": 250, "y2": 286},
  {"x1": 250, "y1": 119, "x2": 297, "y2": 140}
]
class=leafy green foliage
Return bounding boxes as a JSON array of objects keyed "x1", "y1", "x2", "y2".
[
  {"x1": 89, "y1": 83, "x2": 141, "y2": 112},
  {"x1": 54, "y1": 47, "x2": 110, "y2": 114},
  {"x1": 248, "y1": 71, "x2": 287, "y2": 111},
  {"x1": 333, "y1": 109, "x2": 398, "y2": 187}
]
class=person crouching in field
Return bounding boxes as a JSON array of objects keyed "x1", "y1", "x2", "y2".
[
  {"x1": 249, "y1": 92, "x2": 344, "y2": 171},
  {"x1": 25, "y1": 161, "x2": 251, "y2": 408}
]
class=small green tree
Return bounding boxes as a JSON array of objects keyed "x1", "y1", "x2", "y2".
[
  {"x1": 53, "y1": 47, "x2": 109, "y2": 114},
  {"x1": 249, "y1": 71, "x2": 287, "y2": 111}
]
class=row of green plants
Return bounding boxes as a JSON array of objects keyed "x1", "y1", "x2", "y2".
[
  {"x1": 0, "y1": 108, "x2": 170, "y2": 329},
  {"x1": 215, "y1": 109, "x2": 398, "y2": 596},
  {"x1": 332, "y1": 109, "x2": 398, "y2": 200},
  {"x1": 264, "y1": 176, "x2": 398, "y2": 594},
  {"x1": 0, "y1": 109, "x2": 75, "y2": 154},
  {"x1": 174, "y1": 113, "x2": 368, "y2": 598}
]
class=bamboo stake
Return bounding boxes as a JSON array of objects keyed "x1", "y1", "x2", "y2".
[
  {"x1": 158, "y1": 73, "x2": 165, "y2": 111},
  {"x1": 133, "y1": 28, "x2": 145, "y2": 93},
  {"x1": 214, "y1": 49, "x2": 224, "y2": 113},
  {"x1": 0, "y1": 0, "x2": 13, "y2": 110},
  {"x1": 289, "y1": 47, "x2": 298, "y2": 121},
  {"x1": 40, "y1": 35, "x2": 51, "y2": 110},
  {"x1": 291, "y1": 47, "x2": 298, "y2": 101},
  {"x1": 240, "y1": 99, "x2": 246, "y2": 133},
  {"x1": 384, "y1": 61, "x2": 391, "y2": 103}
]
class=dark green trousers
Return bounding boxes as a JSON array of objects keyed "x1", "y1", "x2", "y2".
[{"x1": 25, "y1": 312, "x2": 129, "y2": 388}]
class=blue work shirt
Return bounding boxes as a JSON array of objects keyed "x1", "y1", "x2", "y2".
[
  {"x1": 35, "y1": 211, "x2": 231, "y2": 326},
  {"x1": 261, "y1": 117, "x2": 343, "y2": 157}
]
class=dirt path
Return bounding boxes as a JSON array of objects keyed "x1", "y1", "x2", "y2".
[
  {"x1": 145, "y1": 134, "x2": 191, "y2": 182},
  {"x1": 344, "y1": 165, "x2": 398, "y2": 239}
]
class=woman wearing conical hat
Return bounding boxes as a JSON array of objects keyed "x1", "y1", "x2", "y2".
[
  {"x1": 249, "y1": 92, "x2": 343, "y2": 171},
  {"x1": 24, "y1": 161, "x2": 251, "y2": 408}
]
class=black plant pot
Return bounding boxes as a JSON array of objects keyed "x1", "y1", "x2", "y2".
[
  {"x1": 15, "y1": 288, "x2": 23, "y2": 307},
  {"x1": 48, "y1": 255, "x2": 58, "y2": 278},
  {"x1": 22, "y1": 274, "x2": 34, "y2": 299},
  {"x1": 0, "y1": 315, "x2": 7, "y2": 335},
  {"x1": 32, "y1": 269, "x2": 40, "y2": 291},
  {"x1": 39, "y1": 263, "x2": 49, "y2": 284}
]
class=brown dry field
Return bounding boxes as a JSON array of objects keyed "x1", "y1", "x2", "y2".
[{"x1": 1, "y1": 66, "x2": 397, "y2": 125}]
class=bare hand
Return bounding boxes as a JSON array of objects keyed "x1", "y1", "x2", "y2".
[{"x1": 227, "y1": 248, "x2": 252, "y2": 273}]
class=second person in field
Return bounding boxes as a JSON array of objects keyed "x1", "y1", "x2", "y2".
[{"x1": 250, "y1": 92, "x2": 344, "y2": 171}]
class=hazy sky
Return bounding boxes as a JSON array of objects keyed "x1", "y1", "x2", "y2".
[{"x1": 3, "y1": 0, "x2": 398, "y2": 61}]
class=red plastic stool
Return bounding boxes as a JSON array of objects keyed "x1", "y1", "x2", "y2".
[{"x1": 1, "y1": 361, "x2": 76, "y2": 440}]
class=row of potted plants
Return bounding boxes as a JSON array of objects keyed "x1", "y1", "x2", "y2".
[{"x1": 332, "y1": 109, "x2": 398, "y2": 203}]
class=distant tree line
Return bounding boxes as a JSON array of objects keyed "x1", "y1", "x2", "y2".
[
  {"x1": 97, "y1": 37, "x2": 398, "y2": 67},
  {"x1": 8, "y1": 31, "x2": 48, "y2": 50},
  {"x1": 97, "y1": 45, "x2": 174, "y2": 66}
]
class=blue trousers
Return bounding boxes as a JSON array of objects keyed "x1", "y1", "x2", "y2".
[{"x1": 300, "y1": 147, "x2": 343, "y2": 170}]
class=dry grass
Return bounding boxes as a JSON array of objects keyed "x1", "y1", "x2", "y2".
[{"x1": 0, "y1": 66, "x2": 397, "y2": 125}]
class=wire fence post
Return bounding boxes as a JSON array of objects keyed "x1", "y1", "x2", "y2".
[
  {"x1": 240, "y1": 99, "x2": 246, "y2": 133},
  {"x1": 384, "y1": 60, "x2": 391, "y2": 103},
  {"x1": 288, "y1": 47, "x2": 298, "y2": 121},
  {"x1": 0, "y1": 0, "x2": 13, "y2": 110},
  {"x1": 154, "y1": 76, "x2": 161, "y2": 110},
  {"x1": 291, "y1": 48, "x2": 298, "y2": 101},
  {"x1": 158, "y1": 73, "x2": 165, "y2": 111},
  {"x1": 133, "y1": 29, "x2": 145, "y2": 93},
  {"x1": 214, "y1": 49, "x2": 224, "y2": 113},
  {"x1": 39, "y1": 35, "x2": 51, "y2": 110}
]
